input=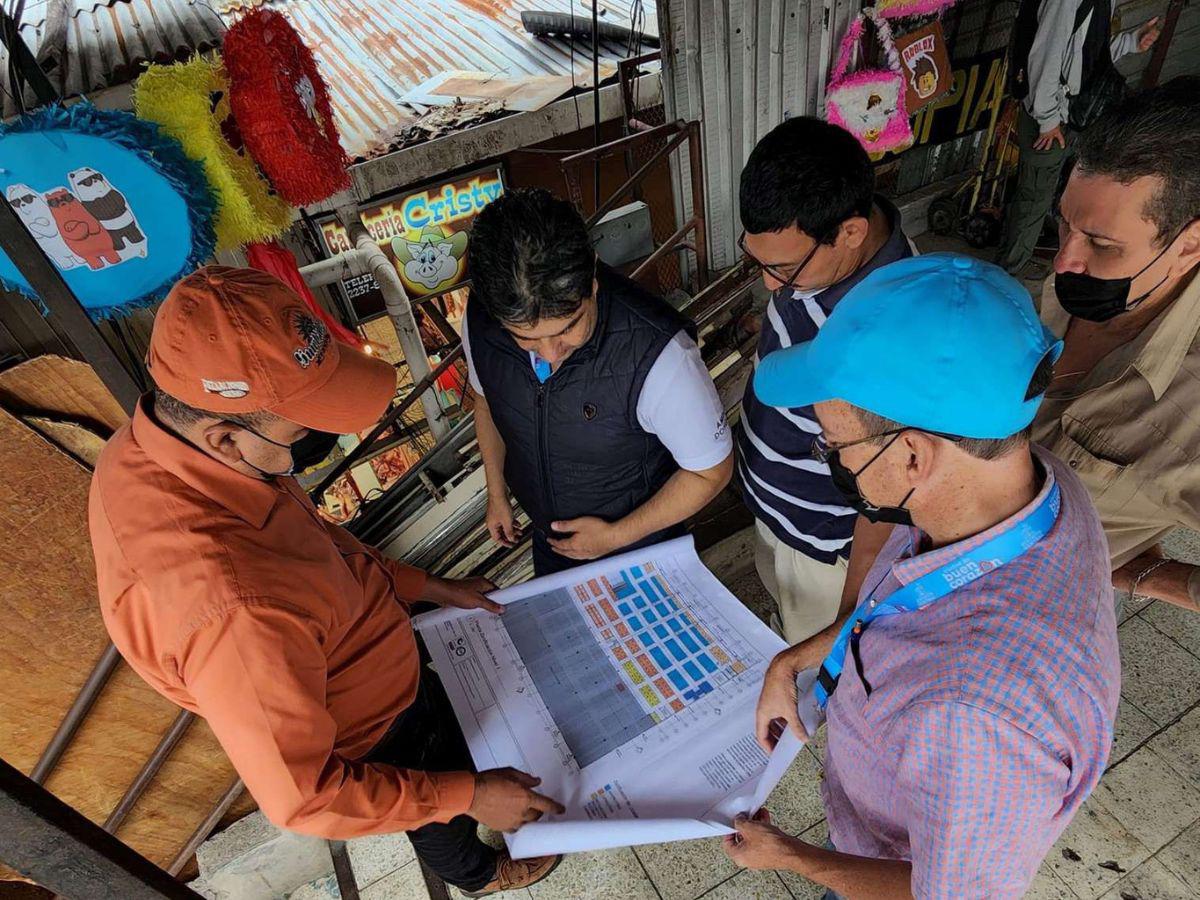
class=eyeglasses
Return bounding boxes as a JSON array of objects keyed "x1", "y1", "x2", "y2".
[
  {"x1": 737, "y1": 231, "x2": 824, "y2": 291},
  {"x1": 811, "y1": 428, "x2": 963, "y2": 464},
  {"x1": 811, "y1": 429, "x2": 908, "y2": 465}
]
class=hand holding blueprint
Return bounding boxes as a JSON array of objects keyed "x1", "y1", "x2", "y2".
[{"x1": 412, "y1": 536, "x2": 807, "y2": 857}]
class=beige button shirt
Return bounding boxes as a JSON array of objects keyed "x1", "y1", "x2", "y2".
[{"x1": 1033, "y1": 270, "x2": 1200, "y2": 569}]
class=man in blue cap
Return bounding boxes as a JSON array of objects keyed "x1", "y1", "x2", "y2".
[{"x1": 722, "y1": 254, "x2": 1120, "y2": 898}]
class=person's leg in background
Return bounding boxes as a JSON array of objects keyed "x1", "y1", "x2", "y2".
[
  {"x1": 754, "y1": 521, "x2": 848, "y2": 643},
  {"x1": 997, "y1": 106, "x2": 1071, "y2": 276}
]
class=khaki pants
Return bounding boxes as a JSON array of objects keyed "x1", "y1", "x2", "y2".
[{"x1": 754, "y1": 521, "x2": 849, "y2": 644}]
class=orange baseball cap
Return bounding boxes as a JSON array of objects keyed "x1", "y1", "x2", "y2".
[{"x1": 147, "y1": 266, "x2": 396, "y2": 434}]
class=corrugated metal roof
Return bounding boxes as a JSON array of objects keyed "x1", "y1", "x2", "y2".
[
  {"x1": 4, "y1": 0, "x2": 225, "y2": 116},
  {"x1": 4, "y1": 0, "x2": 657, "y2": 157},
  {"x1": 227, "y1": 0, "x2": 658, "y2": 159}
]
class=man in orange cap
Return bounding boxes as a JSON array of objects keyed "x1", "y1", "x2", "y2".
[{"x1": 88, "y1": 267, "x2": 563, "y2": 896}]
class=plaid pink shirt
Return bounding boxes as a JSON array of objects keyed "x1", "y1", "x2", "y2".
[{"x1": 822, "y1": 448, "x2": 1120, "y2": 899}]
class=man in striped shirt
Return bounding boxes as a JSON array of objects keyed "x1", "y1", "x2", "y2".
[{"x1": 736, "y1": 117, "x2": 913, "y2": 642}]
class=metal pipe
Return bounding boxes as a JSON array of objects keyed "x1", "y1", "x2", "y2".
[
  {"x1": 583, "y1": 127, "x2": 692, "y2": 228},
  {"x1": 310, "y1": 345, "x2": 464, "y2": 500},
  {"x1": 338, "y1": 205, "x2": 448, "y2": 442},
  {"x1": 102, "y1": 710, "x2": 195, "y2": 834},
  {"x1": 686, "y1": 120, "x2": 710, "y2": 289},
  {"x1": 31, "y1": 643, "x2": 123, "y2": 784},
  {"x1": 297, "y1": 250, "x2": 372, "y2": 289},
  {"x1": 167, "y1": 778, "x2": 244, "y2": 877},
  {"x1": 631, "y1": 217, "x2": 699, "y2": 283},
  {"x1": 591, "y1": 0, "x2": 602, "y2": 210}
]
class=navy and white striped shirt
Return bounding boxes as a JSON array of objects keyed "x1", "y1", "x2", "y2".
[{"x1": 736, "y1": 198, "x2": 912, "y2": 564}]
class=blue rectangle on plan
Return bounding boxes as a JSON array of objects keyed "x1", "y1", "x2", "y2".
[
  {"x1": 681, "y1": 613, "x2": 694, "y2": 626},
  {"x1": 683, "y1": 660, "x2": 703, "y2": 681},
  {"x1": 654, "y1": 624, "x2": 669, "y2": 639},
  {"x1": 631, "y1": 566, "x2": 643, "y2": 578},
  {"x1": 665, "y1": 639, "x2": 686, "y2": 662},
  {"x1": 668, "y1": 670, "x2": 688, "y2": 691},
  {"x1": 634, "y1": 594, "x2": 648, "y2": 609},
  {"x1": 628, "y1": 615, "x2": 643, "y2": 630},
  {"x1": 679, "y1": 631, "x2": 699, "y2": 654},
  {"x1": 617, "y1": 603, "x2": 632, "y2": 616},
  {"x1": 691, "y1": 627, "x2": 710, "y2": 646},
  {"x1": 668, "y1": 618, "x2": 684, "y2": 633},
  {"x1": 615, "y1": 581, "x2": 634, "y2": 599},
  {"x1": 641, "y1": 580, "x2": 659, "y2": 601},
  {"x1": 698, "y1": 653, "x2": 717, "y2": 673},
  {"x1": 639, "y1": 633, "x2": 654, "y2": 648},
  {"x1": 643, "y1": 608, "x2": 658, "y2": 624},
  {"x1": 651, "y1": 647, "x2": 671, "y2": 669}
]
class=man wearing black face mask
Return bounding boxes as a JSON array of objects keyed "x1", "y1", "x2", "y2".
[
  {"x1": 88, "y1": 267, "x2": 566, "y2": 896},
  {"x1": 1033, "y1": 77, "x2": 1200, "y2": 615},
  {"x1": 727, "y1": 253, "x2": 1119, "y2": 899}
]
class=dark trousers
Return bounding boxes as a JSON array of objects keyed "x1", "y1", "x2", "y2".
[
  {"x1": 997, "y1": 107, "x2": 1073, "y2": 274},
  {"x1": 364, "y1": 664, "x2": 496, "y2": 891}
]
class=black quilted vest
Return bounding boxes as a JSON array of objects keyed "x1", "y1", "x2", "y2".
[{"x1": 467, "y1": 263, "x2": 695, "y2": 550}]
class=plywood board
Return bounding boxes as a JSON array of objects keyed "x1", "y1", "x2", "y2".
[
  {"x1": 0, "y1": 410, "x2": 253, "y2": 882},
  {"x1": 0, "y1": 355, "x2": 128, "y2": 435}
]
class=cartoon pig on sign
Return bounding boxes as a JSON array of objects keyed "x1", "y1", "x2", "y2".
[{"x1": 402, "y1": 239, "x2": 458, "y2": 290}]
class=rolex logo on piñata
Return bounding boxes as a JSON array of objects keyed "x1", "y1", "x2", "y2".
[{"x1": 291, "y1": 311, "x2": 329, "y2": 369}]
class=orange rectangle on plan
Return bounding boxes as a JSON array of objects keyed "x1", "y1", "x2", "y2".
[
  {"x1": 601, "y1": 629, "x2": 612, "y2": 639},
  {"x1": 711, "y1": 647, "x2": 729, "y2": 665},
  {"x1": 613, "y1": 646, "x2": 627, "y2": 661},
  {"x1": 654, "y1": 677, "x2": 674, "y2": 697},
  {"x1": 670, "y1": 698, "x2": 684, "y2": 712},
  {"x1": 588, "y1": 579, "x2": 601, "y2": 596},
  {"x1": 635, "y1": 654, "x2": 657, "y2": 676},
  {"x1": 616, "y1": 622, "x2": 630, "y2": 638},
  {"x1": 625, "y1": 639, "x2": 641, "y2": 655},
  {"x1": 585, "y1": 605, "x2": 604, "y2": 627},
  {"x1": 600, "y1": 599, "x2": 619, "y2": 622}
]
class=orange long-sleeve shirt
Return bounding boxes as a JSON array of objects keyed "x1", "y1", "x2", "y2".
[{"x1": 87, "y1": 398, "x2": 475, "y2": 837}]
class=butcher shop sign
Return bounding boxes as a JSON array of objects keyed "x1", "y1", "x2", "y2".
[
  {"x1": 318, "y1": 167, "x2": 505, "y2": 320},
  {"x1": 0, "y1": 104, "x2": 216, "y2": 320}
]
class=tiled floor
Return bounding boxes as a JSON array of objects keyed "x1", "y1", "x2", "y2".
[{"x1": 298, "y1": 526, "x2": 1200, "y2": 900}]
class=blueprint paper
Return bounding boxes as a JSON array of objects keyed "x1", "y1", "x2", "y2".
[{"x1": 413, "y1": 536, "x2": 805, "y2": 857}]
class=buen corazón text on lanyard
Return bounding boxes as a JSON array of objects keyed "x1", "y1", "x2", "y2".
[{"x1": 814, "y1": 479, "x2": 1062, "y2": 708}]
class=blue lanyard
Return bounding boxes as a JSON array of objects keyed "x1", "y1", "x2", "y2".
[{"x1": 814, "y1": 480, "x2": 1062, "y2": 708}]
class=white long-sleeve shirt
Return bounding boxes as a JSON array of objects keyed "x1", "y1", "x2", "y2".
[{"x1": 1025, "y1": 1, "x2": 1143, "y2": 131}]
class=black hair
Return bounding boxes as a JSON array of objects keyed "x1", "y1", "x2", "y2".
[
  {"x1": 1074, "y1": 75, "x2": 1200, "y2": 245},
  {"x1": 152, "y1": 389, "x2": 271, "y2": 431},
  {"x1": 738, "y1": 116, "x2": 875, "y2": 244},
  {"x1": 855, "y1": 352, "x2": 1056, "y2": 461},
  {"x1": 468, "y1": 187, "x2": 595, "y2": 326}
]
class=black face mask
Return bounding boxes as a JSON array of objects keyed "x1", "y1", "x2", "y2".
[
  {"x1": 237, "y1": 425, "x2": 341, "y2": 479},
  {"x1": 827, "y1": 434, "x2": 916, "y2": 526},
  {"x1": 1055, "y1": 225, "x2": 1190, "y2": 322}
]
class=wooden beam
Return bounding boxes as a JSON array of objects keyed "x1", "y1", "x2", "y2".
[{"x1": 0, "y1": 756, "x2": 203, "y2": 900}]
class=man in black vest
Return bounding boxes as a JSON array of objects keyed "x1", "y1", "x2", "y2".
[{"x1": 463, "y1": 188, "x2": 733, "y2": 576}]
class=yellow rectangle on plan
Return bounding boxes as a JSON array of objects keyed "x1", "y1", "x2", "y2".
[
  {"x1": 640, "y1": 684, "x2": 660, "y2": 706},
  {"x1": 623, "y1": 660, "x2": 644, "y2": 684}
]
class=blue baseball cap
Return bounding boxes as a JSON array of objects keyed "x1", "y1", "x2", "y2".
[{"x1": 753, "y1": 253, "x2": 1063, "y2": 439}]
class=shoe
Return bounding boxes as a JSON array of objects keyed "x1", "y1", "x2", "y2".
[{"x1": 461, "y1": 851, "x2": 562, "y2": 897}]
